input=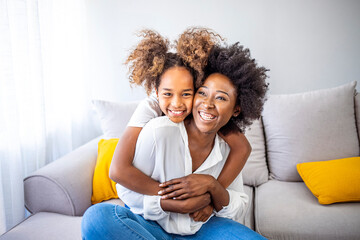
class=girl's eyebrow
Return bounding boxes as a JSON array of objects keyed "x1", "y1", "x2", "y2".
[
  {"x1": 162, "y1": 88, "x2": 193, "y2": 92},
  {"x1": 199, "y1": 86, "x2": 229, "y2": 96}
]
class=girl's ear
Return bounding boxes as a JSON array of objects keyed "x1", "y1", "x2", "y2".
[{"x1": 233, "y1": 106, "x2": 241, "y2": 117}]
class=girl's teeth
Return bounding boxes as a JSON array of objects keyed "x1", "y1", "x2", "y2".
[
  {"x1": 170, "y1": 110, "x2": 183, "y2": 115},
  {"x1": 200, "y1": 112, "x2": 215, "y2": 120}
]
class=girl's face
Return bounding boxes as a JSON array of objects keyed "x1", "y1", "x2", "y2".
[
  {"x1": 192, "y1": 73, "x2": 240, "y2": 134},
  {"x1": 156, "y1": 66, "x2": 194, "y2": 123}
]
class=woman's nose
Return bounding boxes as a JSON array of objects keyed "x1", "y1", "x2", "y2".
[{"x1": 202, "y1": 98, "x2": 214, "y2": 108}]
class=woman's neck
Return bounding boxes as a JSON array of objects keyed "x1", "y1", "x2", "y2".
[{"x1": 184, "y1": 118, "x2": 217, "y2": 172}]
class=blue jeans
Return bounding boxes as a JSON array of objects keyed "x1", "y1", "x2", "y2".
[{"x1": 81, "y1": 203, "x2": 267, "y2": 240}]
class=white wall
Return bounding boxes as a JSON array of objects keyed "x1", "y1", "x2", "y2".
[{"x1": 86, "y1": 0, "x2": 360, "y2": 102}]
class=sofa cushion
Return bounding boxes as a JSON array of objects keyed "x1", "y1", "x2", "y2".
[
  {"x1": 0, "y1": 213, "x2": 82, "y2": 240},
  {"x1": 297, "y1": 157, "x2": 360, "y2": 205},
  {"x1": 242, "y1": 119, "x2": 269, "y2": 187},
  {"x1": 355, "y1": 93, "x2": 360, "y2": 149},
  {"x1": 240, "y1": 185, "x2": 254, "y2": 230},
  {"x1": 91, "y1": 139, "x2": 119, "y2": 204},
  {"x1": 255, "y1": 180, "x2": 360, "y2": 240},
  {"x1": 92, "y1": 100, "x2": 139, "y2": 138},
  {"x1": 262, "y1": 81, "x2": 359, "y2": 181}
]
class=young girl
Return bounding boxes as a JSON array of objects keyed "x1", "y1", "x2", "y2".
[{"x1": 109, "y1": 28, "x2": 251, "y2": 222}]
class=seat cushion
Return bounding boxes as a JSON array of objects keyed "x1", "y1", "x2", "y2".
[
  {"x1": 0, "y1": 212, "x2": 82, "y2": 240},
  {"x1": 255, "y1": 180, "x2": 360, "y2": 240}
]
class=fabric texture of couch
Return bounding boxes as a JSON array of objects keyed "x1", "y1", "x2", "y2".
[{"x1": 1, "y1": 82, "x2": 360, "y2": 240}]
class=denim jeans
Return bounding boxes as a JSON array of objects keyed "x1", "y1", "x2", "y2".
[{"x1": 81, "y1": 203, "x2": 267, "y2": 240}]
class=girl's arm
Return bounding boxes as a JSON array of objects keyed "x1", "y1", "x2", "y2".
[
  {"x1": 158, "y1": 131, "x2": 251, "y2": 199},
  {"x1": 217, "y1": 131, "x2": 251, "y2": 188},
  {"x1": 109, "y1": 126, "x2": 162, "y2": 195},
  {"x1": 110, "y1": 95, "x2": 163, "y2": 195}
]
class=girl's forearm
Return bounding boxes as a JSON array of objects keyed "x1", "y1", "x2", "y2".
[
  {"x1": 217, "y1": 132, "x2": 251, "y2": 188},
  {"x1": 207, "y1": 176, "x2": 230, "y2": 212},
  {"x1": 109, "y1": 127, "x2": 162, "y2": 195}
]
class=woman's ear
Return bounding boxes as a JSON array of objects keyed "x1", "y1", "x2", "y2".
[{"x1": 233, "y1": 106, "x2": 241, "y2": 117}]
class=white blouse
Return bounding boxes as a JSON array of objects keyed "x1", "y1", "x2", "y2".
[
  {"x1": 127, "y1": 93, "x2": 162, "y2": 128},
  {"x1": 116, "y1": 117, "x2": 249, "y2": 235}
]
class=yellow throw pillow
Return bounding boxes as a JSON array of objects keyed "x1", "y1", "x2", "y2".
[
  {"x1": 91, "y1": 138, "x2": 119, "y2": 204},
  {"x1": 297, "y1": 157, "x2": 360, "y2": 205}
]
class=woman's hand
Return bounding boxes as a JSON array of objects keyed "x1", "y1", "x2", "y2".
[
  {"x1": 160, "y1": 193, "x2": 211, "y2": 214},
  {"x1": 158, "y1": 174, "x2": 215, "y2": 200},
  {"x1": 190, "y1": 204, "x2": 214, "y2": 222}
]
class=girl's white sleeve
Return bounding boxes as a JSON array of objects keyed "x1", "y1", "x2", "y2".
[{"x1": 127, "y1": 93, "x2": 162, "y2": 128}]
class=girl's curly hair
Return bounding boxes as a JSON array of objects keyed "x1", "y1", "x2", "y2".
[
  {"x1": 125, "y1": 29, "x2": 195, "y2": 95},
  {"x1": 176, "y1": 27, "x2": 224, "y2": 88},
  {"x1": 205, "y1": 43, "x2": 269, "y2": 134}
]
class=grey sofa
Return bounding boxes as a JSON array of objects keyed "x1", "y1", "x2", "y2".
[{"x1": 1, "y1": 81, "x2": 360, "y2": 240}]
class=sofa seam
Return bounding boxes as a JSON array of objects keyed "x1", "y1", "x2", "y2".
[
  {"x1": 24, "y1": 175, "x2": 76, "y2": 216},
  {"x1": 254, "y1": 186, "x2": 264, "y2": 237}
]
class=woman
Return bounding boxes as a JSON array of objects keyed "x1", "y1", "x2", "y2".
[{"x1": 82, "y1": 43, "x2": 268, "y2": 239}]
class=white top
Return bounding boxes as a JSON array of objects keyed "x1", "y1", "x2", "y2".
[
  {"x1": 116, "y1": 117, "x2": 249, "y2": 235},
  {"x1": 127, "y1": 93, "x2": 162, "y2": 128}
]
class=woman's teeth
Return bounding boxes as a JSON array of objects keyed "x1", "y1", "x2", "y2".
[{"x1": 199, "y1": 111, "x2": 216, "y2": 120}]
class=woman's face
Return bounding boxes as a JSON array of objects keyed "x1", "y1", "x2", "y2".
[
  {"x1": 192, "y1": 73, "x2": 240, "y2": 134},
  {"x1": 156, "y1": 66, "x2": 194, "y2": 123}
]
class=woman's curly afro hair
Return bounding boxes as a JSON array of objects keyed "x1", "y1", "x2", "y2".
[{"x1": 205, "y1": 43, "x2": 269, "y2": 134}]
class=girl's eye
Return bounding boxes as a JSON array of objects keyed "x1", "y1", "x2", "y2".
[
  {"x1": 183, "y1": 93, "x2": 193, "y2": 97},
  {"x1": 163, "y1": 93, "x2": 172, "y2": 96}
]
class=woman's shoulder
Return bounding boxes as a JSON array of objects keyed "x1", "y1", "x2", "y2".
[{"x1": 145, "y1": 116, "x2": 179, "y2": 129}]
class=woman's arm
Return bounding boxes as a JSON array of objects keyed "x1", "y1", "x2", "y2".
[
  {"x1": 217, "y1": 131, "x2": 251, "y2": 188},
  {"x1": 109, "y1": 126, "x2": 162, "y2": 195},
  {"x1": 160, "y1": 193, "x2": 211, "y2": 214}
]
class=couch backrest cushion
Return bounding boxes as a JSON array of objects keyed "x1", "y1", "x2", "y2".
[
  {"x1": 355, "y1": 93, "x2": 360, "y2": 149},
  {"x1": 92, "y1": 100, "x2": 139, "y2": 138},
  {"x1": 262, "y1": 81, "x2": 359, "y2": 181},
  {"x1": 242, "y1": 119, "x2": 269, "y2": 186}
]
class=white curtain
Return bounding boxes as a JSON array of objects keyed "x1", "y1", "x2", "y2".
[{"x1": 0, "y1": 0, "x2": 99, "y2": 233}]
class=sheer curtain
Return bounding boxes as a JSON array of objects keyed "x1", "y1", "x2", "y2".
[{"x1": 0, "y1": 0, "x2": 99, "y2": 233}]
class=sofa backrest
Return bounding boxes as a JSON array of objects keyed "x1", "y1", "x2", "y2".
[{"x1": 262, "y1": 81, "x2": 359, "y2": 182}]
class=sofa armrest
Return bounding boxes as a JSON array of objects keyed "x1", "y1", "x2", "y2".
[{"x1": 24, "y1": 136, "x2": 101, "y2": 216}]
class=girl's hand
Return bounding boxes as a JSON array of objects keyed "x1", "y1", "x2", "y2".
[
  {"x1": 190, "y1": 204, "x2": 214, "y2": 222},
  {"x1": 158, "y1": 174, "x2": 215, "y2": 200}
]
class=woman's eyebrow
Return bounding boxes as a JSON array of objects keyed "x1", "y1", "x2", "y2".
[{"x1": 216, "y1": 90, "x2": 229, "y2": 96}]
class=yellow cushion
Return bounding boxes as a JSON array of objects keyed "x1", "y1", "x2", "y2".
[
  {"x1": 297, "y1": 157, "x2": 360, "y2": 204},
  {"x1": 91, "y1": 138, "x2": 119, "y2": 204}
]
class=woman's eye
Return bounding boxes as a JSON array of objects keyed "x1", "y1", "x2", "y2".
[
  {"x1": 216, "y1": 96, "x2": 227, "y2": 101},
  {"x1": 197, "y1": 91, "x2": 206, "y2": 96}
]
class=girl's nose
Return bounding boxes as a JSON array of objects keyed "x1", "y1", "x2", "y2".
[{"x1": 171, "y1": 96, "x2": 182, "y2": 108}]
